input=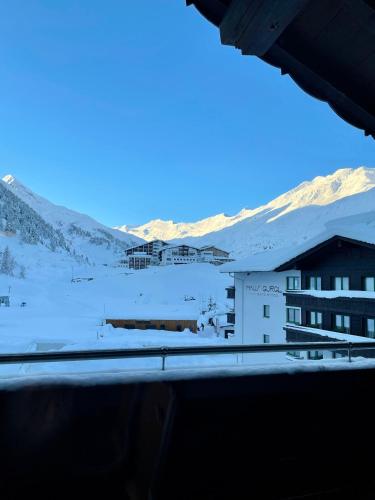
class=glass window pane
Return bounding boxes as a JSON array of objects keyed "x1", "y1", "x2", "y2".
[
  {"x1": 335, "y1": 277, "x2": 341, "y2": 290},
  {"x1": 343, "y1": 277, "x2": 349, "y2": 290},
  {"x1": 287, "y1": 277, "x2": 300, "y2": 290},
  {"x1": 367, "y1": 319, "x2": 375, "y2": 338},
  {"x1": 287, "y1": 308, "x2": 300, "y2": 324},
  {"x1": 317, "y1": 277, "x2": 322, "y2": 290},
  {"x1": 344, "y1": 316, "x2": 350, "y2": 328},
  {"x1": 365, "y1": 277, "x2": 375, "y2": 291},
  {"x1": 335, "y1": 315, "x2": 341, "y2": 328},
  {"x1": 296, "y1": 309, "x2": 300, "y2": 324},
  {"x1": 288, "y1": 309, "x2": 292, "y2": 322}
]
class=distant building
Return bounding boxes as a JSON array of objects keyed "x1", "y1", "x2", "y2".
[
  {"x1": 200, "y1": 246, "x2": 232, "y2": 265},
  {"x1": 0, "y1": 296, "x2": 10, "y2": 307},
  {"x1": 123, "y1": 240, "x2": 168, "y2": 269},
  {"x1": 214, "y1": 312, "x2": 235, "y2": 340},
  {"x1": 159, "y1": 244, "x2": 233, "y2": 267},
  {"x1": 224, "y1": 285, "x2": 235, "y2": 338},
  {"x1": 106, "y1": 317, "x2": 197, "y2": 333},
  {"x1": 159, "y1": 245, "x2": 200, "y2": 265},
  {"x1": 121, "y1": 240, "x2": 233, "y2": 269},
  {"x1": 127, "y1": 254, "x2": 152, "y2": 270}
]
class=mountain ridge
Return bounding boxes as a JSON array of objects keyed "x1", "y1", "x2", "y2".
[
  {"x1": 115, "y1": 167, "x2": 375, "y2": 247},
  {"x1": 2, "y1": 166, "x2": 375, "y2": 271}
]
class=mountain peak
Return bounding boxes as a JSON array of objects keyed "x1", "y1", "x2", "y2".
[{"x1": 2, "y1": 174, "x2": 17, "y2": 185}]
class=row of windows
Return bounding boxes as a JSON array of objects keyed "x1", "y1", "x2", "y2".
[
  {"x1": 286, "y1": 307, "x2": 375, "y2": 338},
  {"x1": 286, "y1": 275, "x2": 375, "y2": 291},
  {"x1": 287, "y1": 351, "x2": 346, "y2": 360},
  {"x1": 169, "y1": 257, "x2": 196, "y2": 261}
]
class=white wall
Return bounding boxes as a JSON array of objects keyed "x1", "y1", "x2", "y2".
[
  {"x1": 234, "y1": 270, "x2": 301, "y2": 345},
  {"x1": 160, "y1": 247, "x2": 200, "y2": 266}
]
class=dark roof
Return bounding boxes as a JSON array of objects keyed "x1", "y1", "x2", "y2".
[
  {"x1": 187, "y1": 0, "x2": 375, "y2": 139},
  {"x1": 222, "y1": 231, "x2": 375, "y2": 273},
  {"x1": 275, "y1": 235, "x2": 375, "y2": 271},
  {"x1": 160, "y1": 244, "x2": 200, "y2": 252}
]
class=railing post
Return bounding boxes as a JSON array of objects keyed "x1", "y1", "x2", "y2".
[
  {"x1": 348, "y1": 342, "x2": 352, "y2": 363},
  {"x1": 161, "y1": 347, "x2": 167, "y2": 371}
]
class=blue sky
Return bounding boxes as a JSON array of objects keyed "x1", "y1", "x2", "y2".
[{"x1": 0, "y1": 1, "x2": 373, "y2": 227}]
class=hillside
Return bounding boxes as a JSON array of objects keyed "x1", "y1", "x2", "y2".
[{"x1": 1, "y1": 175, "x2": 143, "y2": 267}]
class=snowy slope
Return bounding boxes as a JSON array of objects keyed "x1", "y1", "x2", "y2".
[
  {"x1": 117, "y1": 167, "x2": 375, "y2": 257},
  {"x1": 1, "y1": 174, "x2": 143, "y2": 265},
  {"x1": 0, "y1": 262, "x2": 235, "y2": 375}
]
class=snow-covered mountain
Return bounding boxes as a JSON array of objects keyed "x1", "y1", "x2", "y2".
[
  {"x1": 3, "y1": 166, "x2": 375, "y2": 272},
  {"x1": 1, "y1": 174, "x2": 143, "y2": 268},
  {"x1": 115, "y1": 209, "x2": 253, "y2": 241},
  {"x1": 116, "y1": 167, "x2": 375, "y2": 257}
]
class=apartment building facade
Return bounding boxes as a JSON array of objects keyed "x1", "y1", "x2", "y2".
[{"x1": 223, "y1": 234, "x2": 375, "y2": 357}]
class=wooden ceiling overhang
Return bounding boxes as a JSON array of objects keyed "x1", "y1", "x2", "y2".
[{"x1": 187, "y1": 0, "x2": 375, "y2": 139}]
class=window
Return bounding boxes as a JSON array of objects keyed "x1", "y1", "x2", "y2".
[
  {"x1": 286, "y1": 276, "x2": 300, "y2": 290},
  {"x1": 333, "y1": 276, "x2": 349, "y2": 290},
  {"x1": 364, "y1": 277, "x2": 375, "y2": 292},
  {"x1": 307, "y1": 351, "x2": 324, "y2": 360},
  {"x1": 309, "y1": 311, "x2": 322, "y2": 328},
  {"x1": 263, "y1": 305, "x2": 270, "y2": 318},
  {"x1": 334, "y1": 314, "x2": 350, "y2": 333},
  {"x1": 263, "y1": 334, "x2": 270, "y2": 343},
  {"x1": 332, "y1": 352, "x2": 345, "y2": 359},
  {"x1": 286, "y1": 307, "x2": 301, "y2": 325},
  {"x1": 227, "y1": 312, "x2": 235, "y2": 324},
  {"x1": 307, "y1": 276, "x2": 322, "y2": 290},
  {"x1": 287, "y1": 351, "x2": 302, "y2": 358},
  {"x1": 224, "y1": 329, "x2": 234, "y2": 339},
  {"x1": 366, "y1": 318, "x2": 375, "y2": 338}
]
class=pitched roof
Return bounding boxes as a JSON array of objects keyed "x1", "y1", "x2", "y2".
[
  {"x1": 221, "y1": 231, "x2": 375, "y2": 273},
  {"x1": 188, "y1": 0, "x2": 375, "y2": 138}
]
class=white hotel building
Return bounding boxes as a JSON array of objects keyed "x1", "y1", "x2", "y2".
[
  {"x1": 122, "y1": 240, "x2": 232, "y2": 269},
  {"x1": 230, "y1": 270, "x2": 301, "y2": 346}
]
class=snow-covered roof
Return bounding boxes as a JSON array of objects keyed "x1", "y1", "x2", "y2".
[
  {"x1": 200, "y1": 245, "x2": 229, "y2": 252},
  {"x1": 105, "y1": 304, "x2": 199, "y2": 321},
  {"x1": 160, "y1": 244, "x2": 200, "y2": 253},
  {"x1": 289, "y1": 290, "x2": 375, "y2": 300},
  {"x1": 221, "y1": 229, "x2": 375, "y2": 273},
  {"x1": 286, "y1": 324, "x2": 375, "y2": 344}
]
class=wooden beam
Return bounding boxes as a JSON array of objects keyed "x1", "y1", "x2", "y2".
[
  {"x1": 268, "y1": 44, "x2": 375, "y2": 139},
  {"x1": 220, "y1": 0, "x2": 312, "y2": 56}
]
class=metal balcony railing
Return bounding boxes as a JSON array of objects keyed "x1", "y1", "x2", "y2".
[{"x1": 0, "y1": 341, "x2": 375, "y2": 371}]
